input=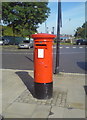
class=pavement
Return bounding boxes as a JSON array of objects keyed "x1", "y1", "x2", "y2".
[{"x1": 0, "y1": 69, "x2": 86, "y2": 118}]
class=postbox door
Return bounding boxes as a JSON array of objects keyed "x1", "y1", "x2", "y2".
[{"x1": 34, "y1": 41, "x2": 53, "y2": 83}]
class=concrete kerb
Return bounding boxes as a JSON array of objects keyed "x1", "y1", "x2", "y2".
[
  {"x1": 1, "y1": 69, "x2": 86, "y2": 75},
  {"x1": 1, "y1": 69, "x2": 34, "y2": 73}
]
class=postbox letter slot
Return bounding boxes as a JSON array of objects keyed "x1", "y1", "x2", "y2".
[{"x1": 36, "y1": 44, "x2": 46, "y2": 46}]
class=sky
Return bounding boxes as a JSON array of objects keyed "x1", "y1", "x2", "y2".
[{"x1": 37, "y1": 1, "x2": 85, "y2": 35}]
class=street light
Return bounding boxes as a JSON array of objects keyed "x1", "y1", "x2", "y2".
[
  {"x1": 52, "y1": 27, "x2": 54, "y2": 34},
  {"x1": 55, "y1": 0, "x2": 62, "y2": 74},
  {"x1": 45, "y1": 22, "x2": 47, "y2": 33}
]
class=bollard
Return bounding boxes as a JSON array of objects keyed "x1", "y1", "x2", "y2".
[{"x1": 32, "y1": 33, "x2": 56, "y2": 99}]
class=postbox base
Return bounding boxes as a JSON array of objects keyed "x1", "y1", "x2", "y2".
[{"x1": 34, "y1": 82, "x2": 53, "y2": 99}]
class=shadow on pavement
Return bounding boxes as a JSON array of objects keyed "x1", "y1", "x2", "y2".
[
  {"x1": 15, "y1": 71, "x2": 35, "y2": 97},
  {"x1": 84, "y1": 86, "x2": 87, "y2": 95},
  {"x1": 77, "y1": 62, "x2": 87, "y2": 74}
]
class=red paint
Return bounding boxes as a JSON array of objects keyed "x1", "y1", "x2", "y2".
[{"x1": 32, "y1": 33, "x2": 56, "y2": 83}]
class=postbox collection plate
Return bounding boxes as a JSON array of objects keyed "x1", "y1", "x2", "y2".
[{"x1": 38, "y1": 49, "x2": 44, "y2": 58}]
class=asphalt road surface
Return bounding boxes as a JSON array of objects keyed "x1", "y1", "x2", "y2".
[{"x1": 1, "y1": 45, "x2": 87, "y2": 74}]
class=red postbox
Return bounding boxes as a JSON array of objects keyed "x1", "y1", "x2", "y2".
[{"x1": 32, "y1": 33, "x2": 56, "y2": 99}]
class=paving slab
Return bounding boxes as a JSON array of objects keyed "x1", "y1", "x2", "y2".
[
  {"x1": 53, "y1": 73, "x2": 85, "y2": 110},
  {"x1": 3, "y1": 102, "x2": 37, "y2": 118},
  {"x1": 31, "y1": 104, "x2": 51, "y2": 118},
  {"x1": 53, "y1": 73, "x2": 85, "y2": 89},
  {"x1": 63, "y1": 108, "x2": 85, "y2": 118},
  {"x1": 48, "y1": 106, "x2": 65, "y2": 118},
  {"x1": 48, "y1": 106, "x2": 85, "y2": 118},
  {"x1": 2, "y1": 69, "x2": 27, "y2": 112}
]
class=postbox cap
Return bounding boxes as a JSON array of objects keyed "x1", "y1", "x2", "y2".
[{"x1": 31, "y1": 33, "x2": 56, "y2": 39}]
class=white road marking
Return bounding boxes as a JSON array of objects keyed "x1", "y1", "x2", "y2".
[
  {"x1": 53, "y1": 52, "x2": 86, "y2": 54},
  {"x1": 72, "y1": 47, "x2": 76, "y2": 48},
  {"x1": 79, "y1": 47, "x2": 83, "y2": 48},
  {"x1": 66, "y1": 47, "x2": 70, "y2": 48},
  {"x1": 59, "y1": 47, "x2": 63, "y2": 48},
  {"x1": 1, "y1": 52, "x2": 86, "y2": 55},
  {"x1": 53, "y1": 46, "x2": 63, "y2": 48},
  {"x1": 1, "y1": 46, "x2": 86, "y2": 55},
  {"x1": 53, "y1": 46, "x2": 56, "y2": 48},
  {"x1": 53, "y1": 46, "x2": 86, "y2": 49}
]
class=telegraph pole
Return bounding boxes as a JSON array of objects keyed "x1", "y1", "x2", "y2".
[{"x1": 55, "y1": 0, "x2": 62, "y2": 74}]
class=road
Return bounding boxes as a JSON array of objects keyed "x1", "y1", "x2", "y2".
[
  {"x1": 54, "y1": 45, "x2": 87, "y2": 74},
  {"x1": 1, "y1": 45, "x2": 87, "y2": 74}
]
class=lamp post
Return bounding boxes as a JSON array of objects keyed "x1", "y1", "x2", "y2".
[
  {"x1": 52, "y1": 27, "x2": 54, "y2": 34},
  {"x1": 45, "y1": 22, "x2": 47, "y2": 33},
  {"x1": 55, "y1": 0, "x2": 62, "y2": 74}
]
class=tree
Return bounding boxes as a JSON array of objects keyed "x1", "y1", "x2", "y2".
[
  {"x1": 2, "y1": 25, "x2": 19, "y2": 36},
  {"x1": 74, "y1": 22, "x2": 87, "y2": 39},
  {"x1": 2, "y1": 2, "x2": 50, "y2": 38}
]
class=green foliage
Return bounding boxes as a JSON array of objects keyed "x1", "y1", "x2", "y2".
[
  {"x1": 2, "y1": 25, "x2": 21, "y2": 36},
  {"x1": 2, "y1": 26, "x2": 13, "y2": 36},
  {"x1": 74, "y1": 22, "x2": 87, "y2": 39},
  {"x1": 2, "y1": 2, "x2": 50, "y2": 37},
  {"x1": 0, "y1": 3, "x2": 2, "y2": 20}
]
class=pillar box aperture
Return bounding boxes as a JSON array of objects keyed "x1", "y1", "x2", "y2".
[{"x1": 32, "y1": 33, "x2": 56, "y2": 99}]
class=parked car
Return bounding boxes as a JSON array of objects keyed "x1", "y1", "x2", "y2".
[
  {"x1": 0, "y1": 41, "x2": 3, "y2": 45},
  {"x1": 18, "y1": 40, "x2": 33, "y2": 49},
  {"x1": 3, "y1": 39, "x2": 10, "y2": 45},
  {"x1": 0, "y1": 37, "x2": 3, "y2": 45},
  {"x1": 76, "y1": 39, "x2": 87, "y2": 45}
]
